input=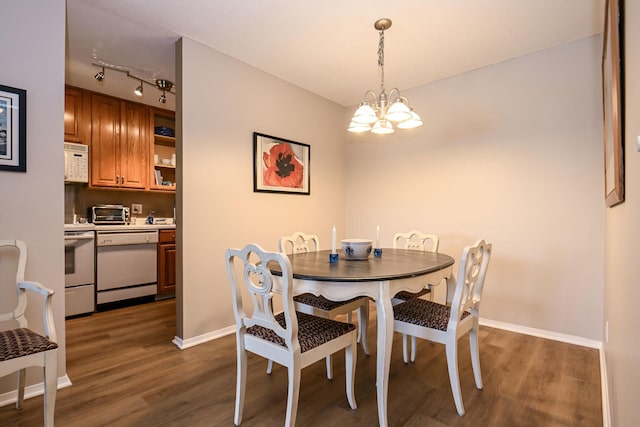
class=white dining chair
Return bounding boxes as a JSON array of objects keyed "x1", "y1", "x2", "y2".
[
  {"x1": 0, "y1": 239, "x2": 58, "y2": 427},
  {"x1": 392, "y1": 230, "x2": 439, "y2": 363},
  {"x1": 226, "y1": 243, "x2": 357, "y2": 426},
  {"x1": 266, "y1": 232, "x2": 369, "y2": 379},
  {"x1": 393, "y1": 239, "x2": 492, "y2": 416}
]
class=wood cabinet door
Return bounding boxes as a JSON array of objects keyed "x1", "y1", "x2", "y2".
[
  {"x1": 158, "y1": 243, "x2": 176, "y2": 295},
  {"x1": 120, "y1": 102, "x2": 149, "y2": 189},
  {"x1": 64, "y1": 87, "x2": 85, "y2": 143},
  {"x1": 90, "y1": 94, "x2": 120, "y2": 187}
]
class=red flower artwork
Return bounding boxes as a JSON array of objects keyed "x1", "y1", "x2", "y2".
[{"x1": 262, "y1": 143, "x2": 304, "y2": 188}]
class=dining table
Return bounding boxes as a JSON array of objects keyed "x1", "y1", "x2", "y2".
[{"x1": 270, "y1": 248, "x2": 455, "y2": 427}]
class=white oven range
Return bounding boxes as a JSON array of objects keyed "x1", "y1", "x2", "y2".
[{"x1": 64, "y1": 227, "x2": 95, "y2": 317}]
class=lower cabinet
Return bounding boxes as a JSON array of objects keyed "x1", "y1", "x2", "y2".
[{"x1": 158, "y1": 229, "x2": 176, "y2": 298}]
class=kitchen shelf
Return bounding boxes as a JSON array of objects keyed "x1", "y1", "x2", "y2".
[
  {"x1": 154, "y1": 134, "x2": 175, "y2": 145},
  {"x1": 150, "y1": 108, "x2": 176, "y2": 193}
]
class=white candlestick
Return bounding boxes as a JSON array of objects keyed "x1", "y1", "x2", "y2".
[
  {"x1": 331, "y1": 225, "x2": 337, "y2": 254},
  {"x1": 376, "y1": 225, "x2": 380, "y2": 249}
]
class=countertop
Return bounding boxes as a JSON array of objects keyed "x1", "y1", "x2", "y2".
[{"x1": 64, "y1": 223, "x2": 176, "y2": 232}]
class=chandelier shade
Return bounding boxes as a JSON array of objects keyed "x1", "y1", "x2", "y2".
[{"x1": 348, "y1": 19, "x2": 423, "y2": 134}]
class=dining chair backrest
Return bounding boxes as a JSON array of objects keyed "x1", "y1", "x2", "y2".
[
  {"x1": 0, "y1": 239, "x2": 29, "y2": 327},
  {"x1": 0, "y1": 239, "x2": 58, "y2": 426},
  {"x1": 449, "y1": 239, "x2": 492, "y2": 329},
  {"x1": 279, "y1": 231, "x2": 320, "y2": 254},
  {"x1": 227, "y1": 243, "x2": 297, "y2": 349},
  {"x1": 392, "y1": 230, "x2": 439, "y2": 253}
]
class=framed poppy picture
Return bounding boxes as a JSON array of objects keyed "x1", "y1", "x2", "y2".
[
  {"x1": 0, "y1": 84, "x2": 27, "y2": 172},
  {"x1": 602, "y1": 0, "x2": 624, "y2": 207},
  {"x1": 253, "y1": 132, "x2": 310, "y2": 195}
]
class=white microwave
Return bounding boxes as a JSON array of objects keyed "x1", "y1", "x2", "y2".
[{"x1": 64, "y1": 142, "x2": 89, "y2": 183}]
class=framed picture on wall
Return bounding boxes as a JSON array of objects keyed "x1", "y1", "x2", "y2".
[
  {"x1": 602, "y1": 0, "x2": 624, "y2": 207},
  {"x1": 0, "y1": 84, "x2": 27, "y2": 172},
  {"x1": 253, "y1": 132, "x2": 310, "y2": 195}
]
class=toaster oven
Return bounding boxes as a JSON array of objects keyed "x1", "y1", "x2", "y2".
[{"x1": 90, "y1": 204, "x2": 130, "y2": 225}]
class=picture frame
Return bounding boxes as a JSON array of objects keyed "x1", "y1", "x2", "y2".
[
  {"x1": 253, "y1": 132, "x2": 310, "y2": 195},
  {"x1": 602, "y1": 0, "x2": 624, "y2": 207},
  {"x1": 0, "y1": 85, "x2": 27, "y2": 172}
]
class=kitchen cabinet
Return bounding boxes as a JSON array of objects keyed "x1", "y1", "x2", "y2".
[
  {"x1": 150, "y1": 108, "x2": 176, "y2": 192},
  {"x1": 157, "y1": 229, "x2": 176, "y2": 297},
  {"x1": 64, "y1": 86, "x2": 89, "y2": 143},
  {"x1": 89, "y1": 94, "x2": 149, "y2": 189}
]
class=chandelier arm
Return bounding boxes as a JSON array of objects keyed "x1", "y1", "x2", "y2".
[
  {"x1": 387, "y1": 88, "x2": 401, "y2": 102},
  {"x1": 362, "y1": 90, "x2": 378, "y2": 104}
]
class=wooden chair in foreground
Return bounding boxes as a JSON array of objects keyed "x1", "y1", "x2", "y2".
[
  {"x1": 0, "y1": 239, "x2": 58, "y2": 426},
  {"x1": 392, "y1": 230, "x2": 439, "y2": 363},
  {"x1": 226, "y1": 243, "x2": 357, "y2": 426},
  {"x1": 393, "y1": 239, "x2": 492, "y2": 416},
  {"x1": 266, "y1": 231, "x2": 369, "y2": 379}
]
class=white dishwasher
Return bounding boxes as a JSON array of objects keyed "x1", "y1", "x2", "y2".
[{"x1": 96, "y1": 230, "x2": 158, "y2": 305}]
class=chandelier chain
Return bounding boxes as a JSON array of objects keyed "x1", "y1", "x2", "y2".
[{"x1": 378, "y1": 30, "x2": 385, "y2": 93}]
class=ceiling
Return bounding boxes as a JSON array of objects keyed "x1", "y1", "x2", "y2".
[{"x1": 66, "y1": 0, "x2": 605, "y2": 108}]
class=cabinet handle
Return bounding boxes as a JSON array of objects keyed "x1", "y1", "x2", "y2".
[
  {"x1": 122, "y1": 175, "x2": 125, "y2": 183},
  {"x1": 116, "y1": 175, "x2": 119, "y2": 184}
]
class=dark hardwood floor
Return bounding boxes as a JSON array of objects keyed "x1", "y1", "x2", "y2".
[{"x1": 0, "y1": 299, "x2": 602, "y2": 426}]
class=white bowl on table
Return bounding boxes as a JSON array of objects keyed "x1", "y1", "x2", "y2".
[{"x1": 341, "y1": 239, "x2": 372, "y2": 260}]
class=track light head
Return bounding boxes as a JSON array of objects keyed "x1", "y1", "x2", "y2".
[
  {"x1": 94, "y1": 67, "x2": 105, "y2": 82},
  {"x1": 159, "y1": 91, "x2": 167, "y2": 104},
  {"x1": 134, "y1": 82, "x2": 143, "y2": 96},
  {"x1": 155, "y1": 79, "x2": 173, "y2": 92}
]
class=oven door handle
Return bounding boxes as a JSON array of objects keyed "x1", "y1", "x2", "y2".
[{"x1": 64, "y1": 235, "x2": 95, "y2": 241}]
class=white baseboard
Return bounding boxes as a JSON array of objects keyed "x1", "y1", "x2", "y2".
[
  {"x1": 600, "y1": 347, "x2": 611, "y2": 427},
  {"x1": 172, "y1": 324, "x2": 235, "y2": 350},
  {"x1": 479, "y1": 317, "x2": 601, "y2": 348},
  {"x1": 480, "y1": 317, "x2": 610, "y2": 427},
  {"x1": 0, "y1": 374, "x2": 72, "y2": 408}
]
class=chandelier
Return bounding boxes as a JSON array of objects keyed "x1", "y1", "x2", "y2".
[{"x1": 348, "y1": 18, "x2": 423, "y2": 134}]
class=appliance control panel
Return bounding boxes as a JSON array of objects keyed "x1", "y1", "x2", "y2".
[{"x1": 64, "y1": 142, "x2": 89, "y2": 183}]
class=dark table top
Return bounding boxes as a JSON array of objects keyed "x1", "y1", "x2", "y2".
[{"x1": 270, "y1": 248, "x2": 455, "y2": 282}]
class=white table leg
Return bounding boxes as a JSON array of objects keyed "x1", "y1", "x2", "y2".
[
  {"x1": 446, "y1": 273, "x2": 457, "y2": 305},
  {"x1": 375, "y1": 281, "x2": 393, "y2": 427}
]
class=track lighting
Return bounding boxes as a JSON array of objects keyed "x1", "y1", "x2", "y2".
[
  {"x1": 91, "y1": 63, "x2": 175, "y2": 104},
  {"x1": 94, "y1": 67, "x2": 105, "y2": 82}
]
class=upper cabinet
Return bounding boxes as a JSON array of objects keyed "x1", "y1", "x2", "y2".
[
  {"x1": 65, "y1": 86, "x2": 175, "y2": 193},
  {"x1": 89, "y1": 94, "x2": 149, "y2": 190},
  {"x1": 64, "y1": 86, "x2": 88, "y2": 143}
]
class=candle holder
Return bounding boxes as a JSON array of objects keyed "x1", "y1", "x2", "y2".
[
  {"x1": 374, "y1": 248, "x2": 383, "y2": 257},
  {"x1": 329, "y1": 252, "x2": 339, "y2": 263}
]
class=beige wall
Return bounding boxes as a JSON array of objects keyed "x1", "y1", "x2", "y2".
[
  {"x1": 345, "y1": 37, "x2": 605, "y2": 340},
  {"x1": 604, "y1": 1, "x2": 640, "y2": 424},
  {"x1": 176, "y1": 37, "x2": 346, "y2": 341},
  {"x1": 0, "y1": 0, "x2": 67, "y2": 392}
]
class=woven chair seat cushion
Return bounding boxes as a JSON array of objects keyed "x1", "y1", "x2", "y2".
[
  {"x1": 393, "y1": 299, "x2": 471, "y2": 331},
  {"x1": 293, "y1": 293, "x2": 363, "y2": 311},
  {"x1": 0, "y1": 328, "x2": 58, "y2": 362},
  {"x1": 394, "y1": 288, "x2": 431, "y2": 301},
  {"x1": 247, "y1": 312, "x2": 356, "y2": 353}
]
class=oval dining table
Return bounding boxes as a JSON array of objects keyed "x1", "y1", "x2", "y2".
[{"x1": 271, "y1": 248, "x2": 455, "y2": 427}]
